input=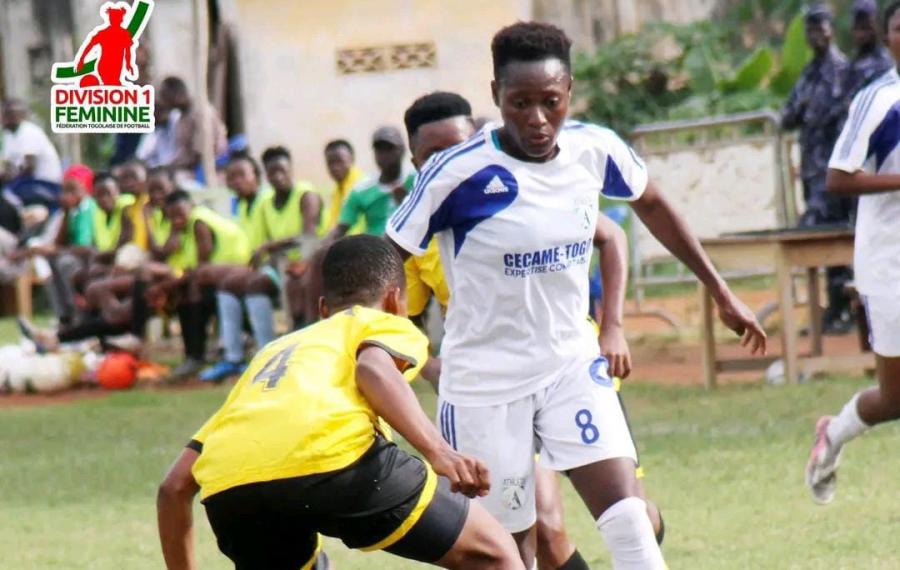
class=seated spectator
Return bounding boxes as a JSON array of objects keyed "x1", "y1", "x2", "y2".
[
  {"x1": 0, "y1": 99, "x2": 63, "y2": 209},
  {"x1": 321, "y1": 139, "x2": 366, "y2": 234},
  {"x1": 194, "y1": 148, "x2": 322, "y2": 382},
  {"x1": 155, "y1": 190, "x2": 251, "y2": 379},
  {"x1": 113, "y1": 159, "x2": 151, "y2": 251},
  {"x1": 328, "y1": 126, "x2": 414, "y2": 239},
  {"x1": 31, "y1": 172, "x2": 134, "y2": 325}
]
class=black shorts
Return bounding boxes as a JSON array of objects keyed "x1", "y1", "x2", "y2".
[{"x1": 202, "y1": 437, "x2": 469, "y2": 569}]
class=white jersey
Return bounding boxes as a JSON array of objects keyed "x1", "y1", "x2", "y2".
[
  {"x1": 1, "y1": 121, "x2": 62, "y2": 183},
  {"x1": 387, "y1": 121, "x2": 647, "y2": 406},
  {"x1": 829, "y1": 67, "x2": 900, "y2": 298}
]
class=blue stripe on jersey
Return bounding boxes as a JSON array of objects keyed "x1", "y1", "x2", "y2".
[
  {"x1": 449, "y1": 404, "x2": 457, "y2": 450},
  {"x1": 420, "y1": 164, "x2": 519, "y2": 255},
  {"x1": 392, "y1": 137, "x2": 486, "y2": 232},
  {"x1": 839, "y1": 73, "x2": 896, "y2": 160},
  {"x1": 866, "y1": 101, "x2": 900, "y2": 171},
  {"x1": 602, "y1": 155, "x2": 636, "y2": 199},
  {"x1": 440, "y1": 402, "x2": 449, "y2": 444},
  {"x1": 390, "y1": 138, "x2": 476, "y2": 230},
  {"x1": 564, "y1": 120, "x2": 587, "y2": 130}
]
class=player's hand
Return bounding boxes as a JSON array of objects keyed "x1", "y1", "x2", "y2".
[
  {"x1": 716, "y1": 291, "x2": 767, "y2": 355},
  {"x1": 427, "y1": 446, "x2": 491, "y2": 498},
  {"x1": 599, "y1": 323, "x2": 632, "y2": 379}
]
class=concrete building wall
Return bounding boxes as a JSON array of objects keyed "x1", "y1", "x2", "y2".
[
  {"x1": 535, "y1": 0, "x2": 716, "y2": 51},
  {"x1": 231, "y1": 0, "x2": 530, "y2": 186}
]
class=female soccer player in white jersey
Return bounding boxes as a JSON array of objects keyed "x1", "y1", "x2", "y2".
[
  {"x1": 806, "y1": 1, "x2": 900, "y2": 506},
  {"x1": 387, "y1": 22, "x2": 766, "y2": 569}
]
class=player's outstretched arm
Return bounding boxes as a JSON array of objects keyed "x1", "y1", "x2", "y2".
[
  {"x1": 631, "y1": 180, "x2": 767, "y2": 355},
  {"x1": 594, "y1": 214, "x2": 631, "y2": 378},
  {"x1": 157, "y1": 448, "x2": 200, "y2": 570},
  {"x1": 826, "y1": 168, "x2": 900, "y2": 196},
  {"x1": 356, "y1": 345, "x2": 489, "y2": 498}
]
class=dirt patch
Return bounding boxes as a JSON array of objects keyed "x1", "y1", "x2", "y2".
[
  {"x1": 0, "y1": 287, "x2": 871, "y2": 406},
  {"x1": 0, "y1": 378, "x2": 219, "y2": 409},
  {"x1": 624, "y1": 288, "x2": 871, "y2": 385}
]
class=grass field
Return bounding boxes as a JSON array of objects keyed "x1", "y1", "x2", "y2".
[{"x1": 2, "y1": 372, "x2": 899, "y2": 569}]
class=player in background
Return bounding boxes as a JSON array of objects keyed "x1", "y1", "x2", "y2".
[
  {"x1": 387, "y1": 22, "x2": 765, "y2": 569},
  {"x1": 806, "y1": 0, "x2": 900, "y2": 505},
  {"x1": 157, "y1": 235, "x2": 524, "y2": 570},
  {"x1": 402, "y1": 91, "x2": 665, "y2": 569}
]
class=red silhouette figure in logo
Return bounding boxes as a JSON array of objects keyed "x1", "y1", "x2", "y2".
[{"x1": 75, "y1": 3, "x2": 136, "y2": 87}]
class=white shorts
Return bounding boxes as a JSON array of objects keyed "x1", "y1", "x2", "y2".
[
  {"x1": 862, "y1": 295, "x2": 900, "y2": 357},
  {"x1": 437, "y1": 355, "x2": 637, "y2": 533}
]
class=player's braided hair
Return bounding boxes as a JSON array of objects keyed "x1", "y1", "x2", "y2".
[
  {"x1": 885, "y1": 0, "x2": 900, "y2": 34},
  {"x1": 322, "y1": 235, "x2": 405, "y2": 308},
  {"x1": 491, "y1": 21, "x2": 572, "y2": 79},
  {"x1": 403, "y1": 92, "x2": 473, "y2": 141}
]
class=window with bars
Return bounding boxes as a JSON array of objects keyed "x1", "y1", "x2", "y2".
[{"x1": 336, "y1": 42, "x2": 436, "y2": 75}]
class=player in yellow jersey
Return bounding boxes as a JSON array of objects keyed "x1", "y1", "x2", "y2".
[
  {"x1": 401, "y1": 92, "x2": 664, "y2": 569},
  {"x1": 157, "y1": 235, "x2": 524, "y2": 570}
]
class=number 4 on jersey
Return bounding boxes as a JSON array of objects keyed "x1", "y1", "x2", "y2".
[{"x1": 252, "y1": 345, "x2": 296, "y2": 390}]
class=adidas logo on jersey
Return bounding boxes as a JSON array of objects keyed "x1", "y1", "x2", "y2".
[{"x1": 483, "y1": 176, "x2": 509, "y2": 195}]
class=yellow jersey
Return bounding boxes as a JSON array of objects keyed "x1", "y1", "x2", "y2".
[
  {"x1": 404, "y1": 237, "x2": 450, "y2": 318},
  {"x1": 236, "y1": 189, "x2": 271, "y2": 251},
  {"x1": 323, "y1": 166, "x2": 366, "y2": 235},
  {"x1": 92, "y1": 194, "x2": 135, "y2": 252},
  {"x1": 124, "y1": 194, "x2": 150, "y2": 251},
  {"x1": 191, "y1": 306, "x2": 429, "y2": 499},
  {"x1": 175, "y1": 206, "x2": 251, "y2": 269}
]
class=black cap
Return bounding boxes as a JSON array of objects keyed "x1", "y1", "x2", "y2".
[
  {"x1": 852, "y1": 0, "x2": 877, "y2": 16},
  {"x1": 805, "y1": 2, "x2": 833, "y2": 23}
]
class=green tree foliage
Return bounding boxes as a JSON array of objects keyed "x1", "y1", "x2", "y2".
[{"x1": 574, "y1": 2, "x2": 856, "y2": 133}]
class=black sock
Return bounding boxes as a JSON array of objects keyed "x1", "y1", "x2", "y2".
[
  {"x1": 177, "y1": 302, "x2": 205, "y2": 361},
  {"x1": 656, "y1": 512, "x2": 666, "y2": 546},
  {"x1": 558, "y1": 549, "x2": 589, "y2": 570},
  {"x1": 130, "y1": 279, "x2": 149, "y2": 338},
  {"x1": 58, "y1": 315, "x2": 124, "y2": 343}
]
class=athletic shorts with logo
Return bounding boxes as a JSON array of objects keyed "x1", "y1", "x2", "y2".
[
  {"x1": 862, "y1": 294, "x2": 900, "y2": 357},
  {"x1": 437, "y1": 355, "x2": 637, "y2": 533},
  {"x1": 199, "y1": 436, "x2": 469, "y2": 569}
]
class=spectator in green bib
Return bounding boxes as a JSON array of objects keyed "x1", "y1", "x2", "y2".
[{"x1": 329, "y1": 126, "x2": 415, "y2": 238}]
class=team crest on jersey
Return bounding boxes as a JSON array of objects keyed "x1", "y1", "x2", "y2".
[
  {"x1": 502, "y1": 477, "x2": 527, "y2": 510},
  {"x1": 589, "y1": 357, "x2": 613, "y2": 387},
  {"x1": 573, "y1": 197, "x2": 594, "y2": 231}
]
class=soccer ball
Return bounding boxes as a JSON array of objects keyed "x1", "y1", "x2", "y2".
[
  {"x1": 114, "y1": 243, "x2": 149, "y2": 271},
  {"x1": 0, "y1": 348, "x2": 80, "y2": 394}
]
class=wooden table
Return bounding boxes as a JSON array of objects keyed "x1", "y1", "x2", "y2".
[{"x1": 698, "y1": 228, "x2": 874, "y2": 388}]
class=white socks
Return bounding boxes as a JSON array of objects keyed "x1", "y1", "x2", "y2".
[
  {"x1": 597, "y1": 497, "x2": 666, "y2": 570},
  {"x1": 826, "y1": 392, "x2": 870, "y2": 450}
]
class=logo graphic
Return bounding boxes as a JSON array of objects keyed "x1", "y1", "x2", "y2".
[
  {"x1": 589, "y1": 357, "x2": 613, "y2": 387},
  {"x1": 483, "y1": 175, "x2": 509, "y2": 195},
  {"x1": 51, "y1": 0, "x2": 154, "y2": 133},
  {"x1": 501, "y1": 478, "x2": 527, "y2": 510}
]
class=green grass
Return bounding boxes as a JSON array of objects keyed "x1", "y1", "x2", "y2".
[{"x1": 2, "y1": 376, "x2": 899, "y2": 568}]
